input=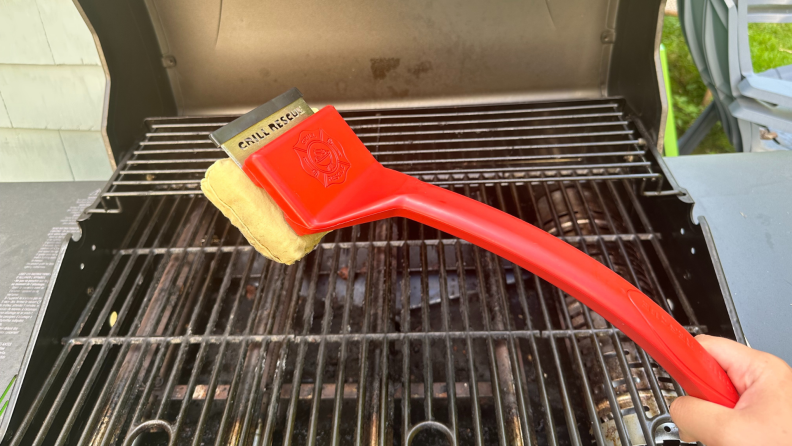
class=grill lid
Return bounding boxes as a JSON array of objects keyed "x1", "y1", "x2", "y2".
[
  {"x1": 145, "y1": 0, "x2": 618, "y2": 114},
  {"x1": 76, "y1": 0, "x2": 668, "y2": 162}
]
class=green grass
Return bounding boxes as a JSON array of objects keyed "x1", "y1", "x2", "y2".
[
  {"x1": 661, "y1": 16, "x2": 734, "y2": 154},
  {"x1": 661, "y1": 18, "x2": 792, "y2": 154},
  {"x1": 0, "y1": 375, "x2": 16, "y2": 418},
  {"x1": 748, "y1": 23, "x2": 792, "y2": 73}
]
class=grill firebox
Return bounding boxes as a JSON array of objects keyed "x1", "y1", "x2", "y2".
[{"x1": 6, "y1": 99, "x2": 708, "y2": 446}]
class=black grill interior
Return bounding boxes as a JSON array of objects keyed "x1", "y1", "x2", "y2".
[{"x1": 6, "y1": 99, "x2": 702, "y2": 446}]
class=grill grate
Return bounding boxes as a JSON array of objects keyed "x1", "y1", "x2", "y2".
[
  {"x1": 91, "y1": 99, "x2": 666, "y2": 208},
  {"x1": 8, "y1": 99, "x2": 698, "y2": 446}
]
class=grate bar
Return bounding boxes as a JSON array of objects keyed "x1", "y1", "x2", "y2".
[
  {"x1": 63, "y1": 325, "x2": 704, "y2": 346},
  {"x1": 101, "y1": 177, "x2": 663, "y2": 197},
  {"x1": 143, "y1": 103, "x2": 621, "y2": 130},
  {"x1": 352, "y1": 120, "x2": 632, "y2": 139},
  {"x1": 114, "y1": 233, "x2": 658, "y2": 255},
  {"x1": 142, "y1": 114, "x2": 628, "y2": 139},
  {"x1": 341, "y1": 103, "x2": 621, "y2": 121},
  {"x1": 142, "y1": 103, "x2": 621, "y2": 131},
  {"x1": 528, "y1": 179, "x2": 587, "y2": 446},
  {"x1": 118, "y1": 169, "x2": 208, "y2": 175},
  {"x1": 111, "y1": 162, "x2": 651, "y2": 187},
  {"x1": 492, "y1": 184, "x2": 540, "y2": 446},
  {"x1": 112, "y1": 180, "x2": 204, "y2": 186},
  {"x1": 111, "y1": 162, "x2": 653, "y2": 187},
  {"x1": 468, "y1": 184, "x2": 518, "y2": 446},
  {"x1": 365, "y1": 130, "x2": 635, "y2": 147},
  {"x1": 132, "y1": 148, "x2": 222, "y2": 155},
  {"x1": 281, "y1": 245, "x2": 324, "y2": 445},
  {"x1": 306, "y1": 238, "x2": 343, "y2": 445},
  {"x1": 192, "y1": 245, "x2": 257, "y2": 445},
  {"x1": 135, "y1": 130, "x2": 634, "y2": 148},
  {"x1": 426, "y1": 173, "x2": 661, "y2": 186},
  {"x1": 347, "y1": 112, "x2": 625, "y2": 130},
  {"x1": 477, "y1": 184, "x2": 533, "y2": 446},
  {"x1": 330, "y1": 227, "x2": 361, "y2": 446},
  {"x1": 378, "y1": 151, "x2": 643, "y2": 166},
  {"x1": 405, "y1": 161, "x2": 651, "y2": 176},
  {"x1": 400, "y1": 220, "x2": 414, "y2": 446},
  {"x1": 451, "y1": 238, "x2": 485, "y2": 446},
  {"x1": 138, "y1": 140, "x2": 214, "y2": 146},
  {"x1": 545, "y1": 195, "x2": 633, "y2": 446},
  {"x1": 419, "y1": 235, "x2": 435, "y2": 423},
  {"x1": 215, "y1": 260, "x2": 291, "y2": 445},
  {"x1": 437, "y1": 230, "x2": 461, "y2": 444},
  {"x1": 132, "y1": 142, "x2": 642, "y2": 157},
  {"x1": 562, "y1": 178, "x2": 649, "y2": 443},
  {"x1": 163, "y1": 381, "x2": 502, "y2": 401},
  {"x1": 126, "y1": 159, "x2": 217, "y2": 164},
  {"x1": 259, "y1": 266, "x2": 303, "y2": 446}
]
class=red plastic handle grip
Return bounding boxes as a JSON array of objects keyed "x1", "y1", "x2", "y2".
[{"x1": 241, "y1": 105, "x2": 739, "y2": 407}]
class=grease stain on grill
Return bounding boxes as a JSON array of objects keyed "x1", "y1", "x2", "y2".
[
  {"x1": 371, "y1": 57, "x2": 401, "y2": 80},
  {"x1": 408, "y1": 60, "x2": 434, "y2": 79}
]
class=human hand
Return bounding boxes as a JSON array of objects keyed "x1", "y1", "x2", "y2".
[{"x1": 669, "y1": 334, "x2": 792, "y2": 445}]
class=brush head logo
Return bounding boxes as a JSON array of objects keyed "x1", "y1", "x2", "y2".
[{"x1": 293, "y1": 129, "x2": 351, "y2": 187}]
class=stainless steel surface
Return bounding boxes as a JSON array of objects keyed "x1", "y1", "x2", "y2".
[
  {"x1": 143, "y1": 0, "x2": 620, "y2": 114},
  {"x1": 79, "y1": 0, "x2": 668, "y2": 173},
  {"x1": 4, "y1": 99, "x2": 706, "y2": 446},
  {"x1": 665, "y1": 151, "x2": 792, "y2": 364},
  {"x1": 0, "y1": 182, "x2": 104, "y2": 440},
  {"x1": 0, "y1": 182, "x2": 104, "y2": 305}
]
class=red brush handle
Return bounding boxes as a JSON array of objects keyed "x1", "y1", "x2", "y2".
[{"x1": 394, "y1": 175, "x2": 739, "y2": 407}]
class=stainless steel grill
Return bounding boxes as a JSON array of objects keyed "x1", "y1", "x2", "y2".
[{"x1": 6, "y1": 99, "x2": 701, "y2": 446}]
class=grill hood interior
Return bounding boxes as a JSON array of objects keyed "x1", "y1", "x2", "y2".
[{"x1": 77, "y1": 0, "x2": 668, "y2": 163}]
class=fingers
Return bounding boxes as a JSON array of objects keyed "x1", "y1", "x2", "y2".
[
  {"x1": 670, "y1": 395, "x2": 734, "y2": 444},
  {"x1": 695, "y1": 335, "x2": 764, "y2": 394},
  {"x1": 673, "y1": 338, "x2": 792, "y2": 445},
  {"x1": 695, "y1": 335, "x2": 790, "y2": 394}
]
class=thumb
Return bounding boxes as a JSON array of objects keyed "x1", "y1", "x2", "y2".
[{"x1": 670, "y1": 395, "x2": 734, "y2": 444}]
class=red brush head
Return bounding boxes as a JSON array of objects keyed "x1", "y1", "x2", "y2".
[{"x1": 242, "y1": 106, "x2": 408, "y2": 235}]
